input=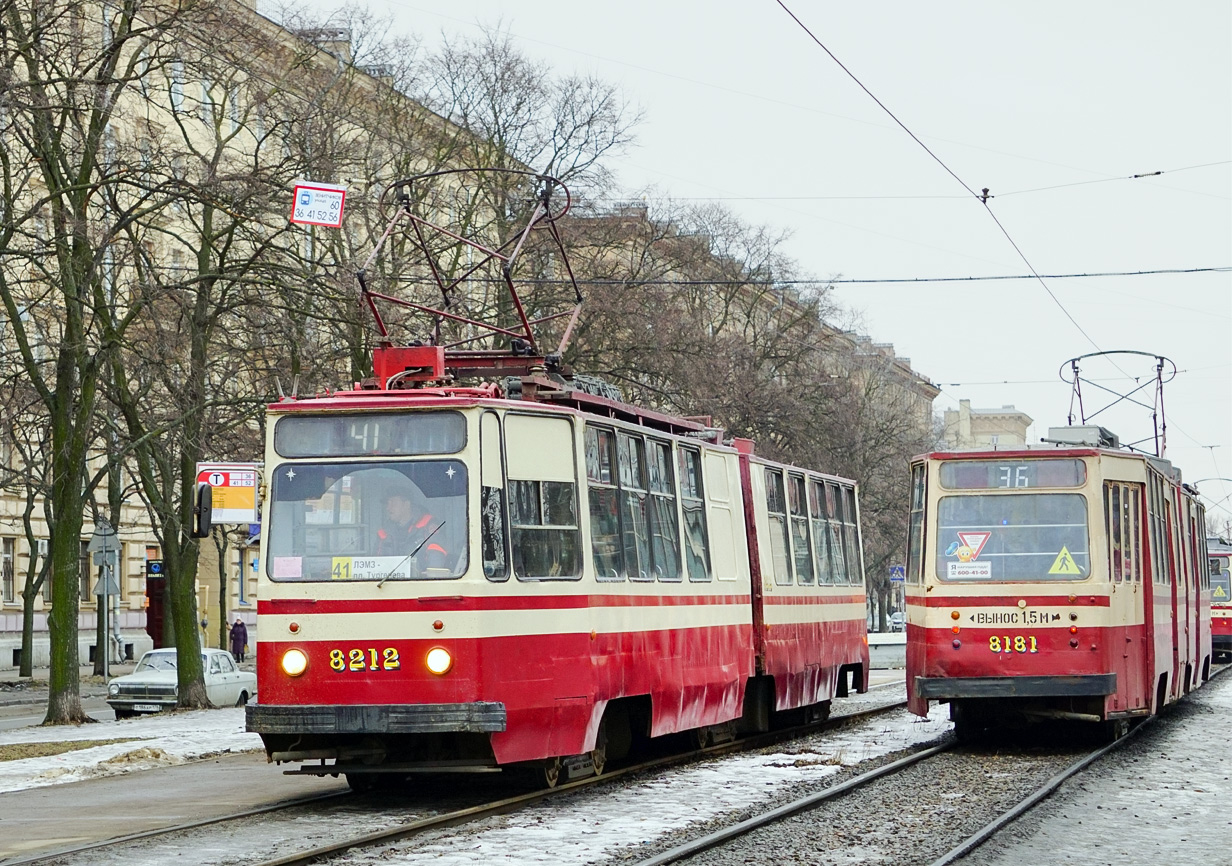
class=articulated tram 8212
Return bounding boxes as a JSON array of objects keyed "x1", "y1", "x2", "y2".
[
  {"x1": 905, "y1": 424, "x2": 1212, "y2": 740},
  {"x1": 241, "y1": 172, "x2": 870, "y2": 789}
]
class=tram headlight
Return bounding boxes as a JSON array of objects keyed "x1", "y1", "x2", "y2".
[
  {"x1": 425, "y1": 646, "x2": 453, "y2": 675},
  {"x1": 281, "y1": 648, "x2": 308, "y2": 677}
]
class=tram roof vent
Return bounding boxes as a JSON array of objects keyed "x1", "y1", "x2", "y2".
[{"x1": 1043, "y1": 425, "x2": 1120, "y2": 449}]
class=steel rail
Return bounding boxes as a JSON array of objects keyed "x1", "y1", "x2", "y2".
[
  {"x1": 632, "y1": 742, "x2": 953, "y2": 866},
  {"x1": 929, "y1": 663, "x2": 1232, "y2": 865},
  {"x1": 926, "y1": 726, "x2": 1145, "y2": 866}
]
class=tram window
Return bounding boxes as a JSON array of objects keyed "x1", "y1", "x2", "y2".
[
  {"x1": 809, "y1": 480, "x2": 836, "y2": 584},
  {"x1": 1147, "y1": 475, "x2": 1166, "y2": 585},
  {"x1": 704, "y1": 452, "x2": 739, "y2": 583},
  {"x1": 274, "y1": 411, "x2": 465, "y2": 458},
  {"x1": 618, "y1": 433, "x2": 653, "y2": 581},
  {"x1": 509, "y1": 480, "x2": 581, "y2": 579},
  {"x1": 505, "y1": 415, "x2": 580, "y2": 581},
  {"x1": 586, "y1": 427, "x2": 623, "y2": 581},
  {"x1": 789, "y1": 475, "x2": 814, "y2": 585},
  {"x1": 1130, "y1": 487, "x2": 1141, "y2": 583},
  {"x1": 677, "y1": 447, "x2": 711, "y2": 582},
  {"x1": 1104, "y1": 482, "x2": 1142, "y2": 583},
  {"x1": 765, "y1": 469, "x2": 792, "y2": 585},
  {"x1": 1106, "y1": 484, "x2": 1123, "y2": 582},
  {"x1": 646, "y1": 440, "x2": 682, "y2": 581},
  {"x1": 935, "y1": 493, "x2": 1089, "y2": 581},
  {"x1": 843, "y1": 487, "x2": 862, "y2": 585},
  {"x1": 826, "y1": 483, "x2": 848, "y2": 585},
  {"x1": 906, "y1": 464, "x2": 926, "y2": 585},
  {"x1": 267, "y1": 460, "x2": 468, "y2": 582},
  {"x1": 480, "y1": 412, "x2": 508, "y2": 581}
]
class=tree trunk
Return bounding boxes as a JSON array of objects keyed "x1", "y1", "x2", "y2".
[
  {"x1": 19, "y1": 581, "x2": 37, "y2": 679},
  {"x1": 166, "y1": 531, "x2": 211, "y2": 708}
]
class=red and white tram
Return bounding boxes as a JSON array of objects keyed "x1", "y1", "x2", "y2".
[
  {"x1": 905, "y1": 425, "x2": 1212, "y2": 739},
  {"x1": 247, "y1": 349, "x2": 870, "y2": 786},
  {"x1": 1209, "y1": 536, "x2": 1232, "y2": 661}
]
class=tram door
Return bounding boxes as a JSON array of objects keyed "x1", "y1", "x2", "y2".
[{"x1": 1106, "y1": 481, "x2": 1147, "y2": 711}]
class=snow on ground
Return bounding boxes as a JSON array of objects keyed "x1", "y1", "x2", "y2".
[
  {"x1": 343, "y1": 706, "x2": 953, "y2": 866},
  {"x1": 0, "y1": 707, "x2": 262, "y2": 793}
]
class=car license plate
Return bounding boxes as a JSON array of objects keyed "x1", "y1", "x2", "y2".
[{"x1": 132, "y1": 704, "x2": 162, "y2": 712}]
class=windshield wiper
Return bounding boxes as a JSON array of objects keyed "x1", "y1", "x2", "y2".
[{"x1": 378, "y1": 520, "x2": 446, "y2": 588}]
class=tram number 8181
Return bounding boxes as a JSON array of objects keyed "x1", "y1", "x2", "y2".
[
  {"x1": 989, "y1": 635, "x2": 1039, "y2": 653},
  {"x1": 329, "y1": 647, "x2": 402, "y2": 671}
]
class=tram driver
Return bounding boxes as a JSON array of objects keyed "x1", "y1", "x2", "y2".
[{"x1": 377, "y1": 488, "x2": 451, "y2": 571}]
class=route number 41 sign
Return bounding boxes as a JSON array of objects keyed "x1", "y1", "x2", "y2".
[{"x1": 290, "y1": 180, "x2": 347, "y2": 228}]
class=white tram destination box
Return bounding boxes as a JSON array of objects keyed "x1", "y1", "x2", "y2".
[{"x1": 948, "y1": 561, "x2": 992, "y2": 579}]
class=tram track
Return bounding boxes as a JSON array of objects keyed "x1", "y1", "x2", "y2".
[
  {"x1": 13, "y1": 697, "x2": 908, "y2": 866},
  {"x1": 617, "y1": 719, "x2": 1151, "y2": 866}
]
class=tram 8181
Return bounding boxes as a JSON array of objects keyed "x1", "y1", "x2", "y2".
[{"x1": 905, "y1": 426, "x2": 1212, "y2": 740}]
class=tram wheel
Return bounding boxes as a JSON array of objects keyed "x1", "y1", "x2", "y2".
[
  {"x1": 1103, "y1": 718, "x2": 1130, "y2": 741},
  {"x1": 542, "y1": 757, "x2": 562, "y2": 789},
  {"x1": 591, "y1": 719, "x2": 609, "y2": 776}
]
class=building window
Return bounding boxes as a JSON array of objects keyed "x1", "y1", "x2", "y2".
[
  {"x1": 170, "y1": 59, "x2": 184, "y2": 112},
  {"x1": 79, "y1": 540, "x2": 93, "y2": 602},
  {"x1": 38, "y1": 540, "x2": 49, "y2": 604},
  {"x1": 2, "y1": 538, "x2": 14, "y2": 603}
]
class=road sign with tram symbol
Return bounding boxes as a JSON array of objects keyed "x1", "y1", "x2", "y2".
[
  {"x1": 195, "y1": 462, "x2": 261, "y2": 524},
  {"x1": 289, "y1": 180, "x2": 347, "y2": 228}
]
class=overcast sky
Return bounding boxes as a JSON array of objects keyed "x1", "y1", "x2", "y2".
[{"x1": 275, "y1": 1, "x2": 1231, "y2": 524}]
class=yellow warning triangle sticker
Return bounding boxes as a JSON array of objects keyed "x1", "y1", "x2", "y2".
[
  {"x1": 1214, "y1": 585, "x2": 1229, "y2": 600},
  {"x1": 1048, "y1": 546, "x2": 1083, "y2": 575}
]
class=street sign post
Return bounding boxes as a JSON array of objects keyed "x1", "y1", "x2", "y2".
[
  {"x1": 195, "y1": 462, "x2": 261, "y2": 525},
  {"x1": 88, "y1": 522, "x2": 121, "y2": 680}
]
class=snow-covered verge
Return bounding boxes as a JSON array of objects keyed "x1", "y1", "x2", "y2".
[{"x1": 0, "y1": 707, "x2": 262, "y2": 793}]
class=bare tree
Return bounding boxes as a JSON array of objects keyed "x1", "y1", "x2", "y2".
[{"x1": 0, "y1": 0, "x2": 221, "y2": 722}]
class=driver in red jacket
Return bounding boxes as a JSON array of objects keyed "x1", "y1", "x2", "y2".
[{"x1": 377, "y1": 492, "x2": 449, "y2": 569}]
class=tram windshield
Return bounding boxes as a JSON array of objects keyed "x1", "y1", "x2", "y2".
[
  {"x1": 935, "y1": 493, "x2": 1089, "y2": 581},
  {"x1": 266, "y1": 460, "x2": 468, "y2": 581},
  {"x1": 1211, "y1": 558, "x2": 1231, "y2": 605}
]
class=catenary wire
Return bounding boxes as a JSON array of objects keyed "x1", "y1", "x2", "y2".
[
  {"x1": 770, "y1": 0, "x2": 1128, "y2": 365},
  {"x1": 592, "y1": 161, "x2": 1232, "y2": 203}
]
